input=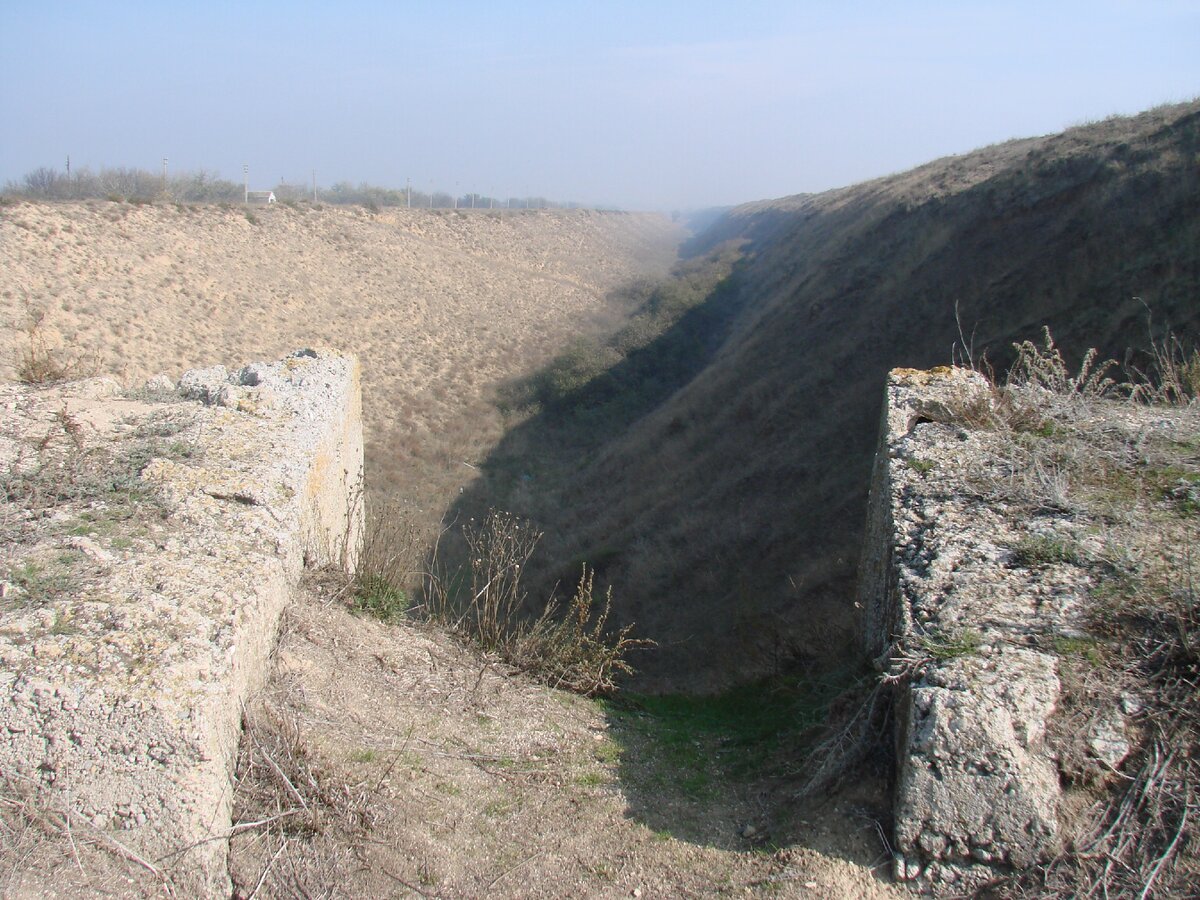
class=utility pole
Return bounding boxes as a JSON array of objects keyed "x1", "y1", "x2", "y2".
[
  {"x1": 406, "y1": 177, "x2": 411, "y2": 208},
  {"x1": 312, "y1": 169, "x2": 316, "y2": 203},
  {"x1": 162, "y1": 157, "x2": 168, "y2": 194},
  {"x1": 243, "y1": 164, "x2": 249, "y2": 204},
  {"x1": 65, "y1": 155, "x2": 70, "y2": 177}
]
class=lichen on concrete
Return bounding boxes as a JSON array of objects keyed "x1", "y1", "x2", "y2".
[{"x1": 0, "y1": 349, "x2": 363, "y2": 897}]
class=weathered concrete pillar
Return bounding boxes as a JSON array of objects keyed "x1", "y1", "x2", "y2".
[
  {"x1": 0, "y1": 349, "x2": 363, "y2": 897},
  {"x1": 856, "y1": 367, "x2": 1071, "y2": 892}
]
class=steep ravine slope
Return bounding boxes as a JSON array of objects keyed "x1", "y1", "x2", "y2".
[{"x1": 465, "y1": 100, "x2": 1200, "y2": 691}]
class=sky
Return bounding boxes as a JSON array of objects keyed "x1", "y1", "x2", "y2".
[{"x1": 2, "y1": 1, "x2": 1198, "y2": 211}]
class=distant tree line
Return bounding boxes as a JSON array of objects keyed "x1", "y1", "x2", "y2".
[
  {"x1": 4, "y1": 165, "x2": 244, "y2": 203},
  {"x1": 3, "y1": 163, "x2": 589, "y2": 210}
]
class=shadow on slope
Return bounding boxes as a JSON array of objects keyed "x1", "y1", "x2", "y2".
[
  {"x1": 438, "y1": 100, "x2": 1200, "y2": 694},
  {"x1": 596, "y1": 668, "x2": 889, "y2": 863}
]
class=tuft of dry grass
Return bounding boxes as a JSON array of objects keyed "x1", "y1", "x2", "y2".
[{"x1": 1129, "y1": 329, "x2": 1200, "y2": 406}]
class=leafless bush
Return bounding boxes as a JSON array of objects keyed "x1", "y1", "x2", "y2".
[
  {"x1": 3, "y1": 164, "x2": 242, "y2": 203},
  {"x1": 231, "y1": 701, "x2": 372, "y2": 898},
  {"x1": 235, "y1": 701, "x2": 373, "y2": 839},
  {"x1": 424, "y1": 510, "x2": 652, "y2": 695},
  {"x1": 517, "y1": 566, "x2": 653, "y2": 695},
  {"x1": 15, "y1": 301, "x2": 99, "y2": 385}
]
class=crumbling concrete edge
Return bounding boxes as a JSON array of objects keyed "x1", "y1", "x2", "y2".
[
  {"x1": 0, "y1": 349, "x2": 363, "y2": 897},
  {"x1": 857, "y1": 367, "x2": 1073, "y2": 892}
]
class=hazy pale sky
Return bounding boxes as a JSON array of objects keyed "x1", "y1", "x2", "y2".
[{"x1": 2, "y1": 1, "x2": 1198, "y2": 210}]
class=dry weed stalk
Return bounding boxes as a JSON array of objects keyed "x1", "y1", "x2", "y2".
[
  {"x1": 235, "y1": 702, "x2": 373, "y2": 839},
  {"x1": 423, "y1": 510, "x2": 652, "y2": 695},
  {"x1": 520, "y1": 566, "x2": 654, "y2": 695},
  {"x1": 0, "y1": 774, "x2": 172, "y2": 892},
  {"x1": 15, "y1": 300, "x2": 100, "y2": 385},
  {"x1": 1128, "y1": 331, "x2": 1200, "y2": 406}
]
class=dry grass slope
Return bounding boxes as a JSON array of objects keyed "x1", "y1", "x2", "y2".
[
  {"x1": 455, "y1": 99, "x2": 1200, "y2": 691},
  {"x1": 0, "y1": 202, "x2": 682, "y2": 534}
]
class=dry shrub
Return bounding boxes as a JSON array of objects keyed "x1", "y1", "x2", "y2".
[
  {"x1": 424, "y1": 510, "x2": 653, "y2": 695},
  {"x1": 335, "y1": 502, "x2": 653, "y2": 695},
  {"x1": 518, "y1": 566, "x2": 650, "y2": 695},
  {"x1": 1129, "y1": 329, "x2": 1200, "y2": 405},
  {"x1": 1007, "y1": 327, "x2": 1120, "y2": 401},
  {"x1": 339, "y1": 495, "x2": 424, "y2": 622},
  {"x1": 15, "y1": 301, "x2": 99, "y2": 384},
  {"x1": 235, "y1": 702, "x2": 373, "y2": 837}
]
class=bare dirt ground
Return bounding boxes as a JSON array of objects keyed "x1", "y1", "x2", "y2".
[
  {"x1": 229, "y1": 578, "x2": 900, "y2": 899},
  {"x1": 0, "y1": 200, "x2": 680, "y2": 520}
]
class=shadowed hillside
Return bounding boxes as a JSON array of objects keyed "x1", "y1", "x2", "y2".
[{"x1": 454, "y1": 100, "x2": 1200, "y2": 691}]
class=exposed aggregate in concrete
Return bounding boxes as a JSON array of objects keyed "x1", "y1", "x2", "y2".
[{"x1": 0, "y1": 350, "x2": 362, "y2": 897}]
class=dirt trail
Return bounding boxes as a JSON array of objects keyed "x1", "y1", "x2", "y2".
[{"x1": 229, "y1": 581, "x2": 900, "y2": 898}]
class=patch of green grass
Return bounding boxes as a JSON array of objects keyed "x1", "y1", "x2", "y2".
[
  {"x1": 1011, "y1": 533, "x2": 1083, "y2": 567},
  {"x1": 349, "y1": 574, "x2": 408, "y2": 622},
  {"x1": 906, "y1": 458, "x2": 935, "y2": 474},
  {"x1": 349, "y1": 748, "x2": 378, "y2": 764},
  {"x1": 573, "y1": 771, "x2": 606, "y2": 787},
  {"x1": 50, "y1": 610, "x2": 81, "y2": 635},
  {"x1": 4, "y1": 554, "x2": 82, "y2": 607},
  {"x1": 1015, "y1": 418, "x2": 1069, "y2": 439},
  {"x1": 1146, "y1": 467, "x2": 1200, "y2": 516},
  {"x1": 1053, "y1": 635, "x2": 1104, "y2": 666},
  {"x1": 919, "y1": 629, "x2": 982, "y2": 661},
  {"x1": 602, "y1": 673, "x2": 852, "y2": 798},
  {"x1": 594, "y1": 738, "x2": 620, "y2": 764}
]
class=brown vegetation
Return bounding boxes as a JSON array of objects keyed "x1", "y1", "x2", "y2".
[
  {"x1": 226, "y1": 578, "x2": 902, "y2": 899},
  {"x1": 0, "y1": 201, "x2": 681, "y2": 541}
]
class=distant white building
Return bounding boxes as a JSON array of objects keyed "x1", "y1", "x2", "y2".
[{"x1": 246, "y1": 191, "x2": 276, "y2": 205}]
